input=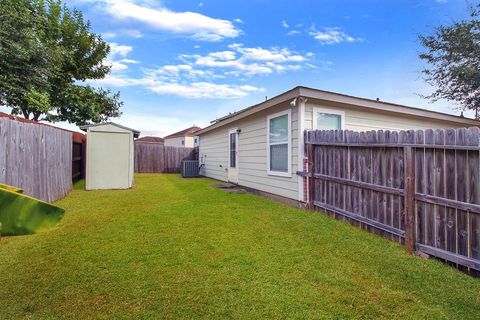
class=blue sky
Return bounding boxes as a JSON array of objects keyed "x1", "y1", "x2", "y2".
[{"x1": 61, "y1": 0, "x2": 472, "y2": 136}]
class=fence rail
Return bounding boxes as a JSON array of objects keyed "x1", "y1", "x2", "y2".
[
  {"x1": 303, "y1": 128, "x2": 480, "y2": 272},
  {"x1": 134, "y1": 142, "x2": 197, "y2": 173},
  {"x1": 0, "y1": 117, "x2": 72, "y2": 202}
]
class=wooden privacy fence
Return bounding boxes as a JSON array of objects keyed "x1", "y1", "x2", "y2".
[
  {"x1": 303, "y1": 128, "x2": 480, "y2": 271},
  {"x1": 0, "y1": 117, "x2": 72, "y2": 202},
  {"x1": 72, "y1": 140, "x2": 85, "y2": 181},
  {"x1": 134, "y1": 142, "x2": 197, "y2": 173}
]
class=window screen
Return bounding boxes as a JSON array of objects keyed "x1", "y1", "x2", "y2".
[
  {"x1": 269, "y1": 114, "x2": 289, "y2": 173},
  {"x1": 316, "y1": 112, "x2": 341, "y2": 130},
  {"x1": 229, "y1": 132, "x2": 236, "y2": 168}
]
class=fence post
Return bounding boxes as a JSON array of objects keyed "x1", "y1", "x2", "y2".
[
  {"x1": 404, "y1": 146, "x2": 416, "y2": 253},
  {"x1": 307, "y1": 140, "x2": 315, "y2": 210}
]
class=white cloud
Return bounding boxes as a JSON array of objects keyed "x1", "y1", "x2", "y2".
[
  {"x1": 232, "y1": 44, "x2": 306, "y2": 62},
  {"x1": 182, "y1": 44, "x2": 311, "y2": 76},
  {"x1": 102, "y1": 29, "x2": 144, "y2": 39},
  {"x1": 287, "y1": 30, "x2": 300, "y2": 36},
  {"x1": 88, "y1": 70, "x2": 263, "y2": 99},
  {"x1": 123, "y1": 29, "x2": 144, "y2": 38},
  {"x1": 102, "y1": 32, "x2": 117, "y2": 39},
  {"x1": 148, "y1": 83, "x2": 262, "y2": 99},
  {"x1": 282, "y1": 20, "x2": 289, "y2": 28},
  {"x1": 88, "y1": 75, "x2": 148, "y2": 87},
  {"x1": 309, "y1": 27, "x2": 363, "y2": 45},
  {"x1": 98, "y1": 0, "x2": 240, "y2": 41},
  {"x1": 91, "y1": 44, "x2": 313, "y2": 99},
  {"x1": 105, "y1": 43, "x2": 137, "y2": 73},
  {"x1": 110, "y1": 61, "x2": 129, "y2": 72},
  {"x1": 109, "y1": 43, "x2": 133, "y2": 57},
  {"x1": 119, "y1": 58, "x2": 140, "y2": 64}
]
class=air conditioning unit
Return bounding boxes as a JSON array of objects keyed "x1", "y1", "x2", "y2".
[{"x1": 181, "y1": 160, "x2": 200, "y2": 178}]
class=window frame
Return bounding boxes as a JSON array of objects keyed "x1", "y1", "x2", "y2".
[
  {"x1": 266, "y1": 109, "x2": 292, "y2": 177},
  {"x1": 312, "y1": 106, "x2": 345, "y2": 130},
  {"x1": 228, "y1": 128, "x2": 238, "y2": 169}
]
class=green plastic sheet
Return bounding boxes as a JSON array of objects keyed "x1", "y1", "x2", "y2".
[{"x1": 0, "y1": 185, "x2": 65, "y2": 236}]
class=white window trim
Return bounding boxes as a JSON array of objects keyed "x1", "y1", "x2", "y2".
[
  {"x1": 228, "y1": 128, "x2": 238, "y2": 168},
  {"x1": 312, "y1": 106, "x2": 345, "y2": 130},
  {"x1": 267, "y1": 109, "x2": 292, "y2": 177}
]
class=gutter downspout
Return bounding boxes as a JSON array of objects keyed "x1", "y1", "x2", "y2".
[{"x1": 292, "y1": 96, "x2": 307, "y2": 202}]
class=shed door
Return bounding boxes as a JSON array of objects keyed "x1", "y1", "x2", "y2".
[
  {"x1": 228, "y1": 129, "x2": 239, "y2": 184},
  {"x1": 87, "y1": 131, "x2": 130, "y2": 189}
]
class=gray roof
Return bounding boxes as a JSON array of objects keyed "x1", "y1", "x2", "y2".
[
  {"x1": 79, "y1": 122, "x2": 140, "y2": 138},
  {"x1": 197, "y1": 86, "x2": 479, "y2": 135}
]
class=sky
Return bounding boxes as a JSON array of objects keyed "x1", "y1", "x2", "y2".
[{"x1": 30, "y1": 0, "x2": 480, "y2": 136}]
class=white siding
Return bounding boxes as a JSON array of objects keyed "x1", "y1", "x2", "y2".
[
  {"x1": 199, "y1": 102, "x2": 299, "y2": 200},
  {"x1": 199, "y1": 127, "x2": 230, "y2": 182},
  {"x1": 305, "y1": 102, "x2": 470, "y2": 131}
]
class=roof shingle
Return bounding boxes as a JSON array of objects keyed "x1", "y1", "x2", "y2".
[{"x1": 163, "y1": 126, "x2": 201, "y2": 139}]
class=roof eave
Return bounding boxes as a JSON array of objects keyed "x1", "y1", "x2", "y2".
[
  {"x1": 197, "y1": 86, "x2": 479, "y2": 135},
  {"x1": 196, "y1": 87, "x2": 301, "y2": 135}
]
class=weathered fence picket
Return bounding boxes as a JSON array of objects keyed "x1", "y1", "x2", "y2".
[
  {"x1": 134, "y1": 142, "x2": 197, "y2": 173},
  {"x1": 0, "y1": 117, "x2": 72, "y2": 202},
  {"x1": 304, "y1": 127, "x2": 480, "y2": 272}
]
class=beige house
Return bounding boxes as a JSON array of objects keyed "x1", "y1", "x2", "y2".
[
  {"x1": 164, "y1": 126, "x2": 201, "y2": 148},
  {"x1": 197, "y1": 86, "x2": 479, "y2": 203}
]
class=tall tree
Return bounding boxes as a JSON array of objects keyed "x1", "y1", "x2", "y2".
[
  {"x1": 419, "y1": 4, "x2": 480, "y2": 118},
  {"x1": 0, "y1": 0, "x2": 122, "y2": 125},
  {"x1": 0, "y1": 0, "x2": 51, "y2": 119}
]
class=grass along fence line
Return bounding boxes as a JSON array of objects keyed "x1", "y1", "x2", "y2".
[{"x1": 0, "y1": 174, "x2": 479, "y2": 318}]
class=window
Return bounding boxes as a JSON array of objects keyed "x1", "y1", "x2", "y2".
[
  {"x1": 313, "y1": 107, "x2": 344, "y2": 130},
  {"x1": 229, "y1": 132, "x2": 236, "y2": 168},
  {"x1": 181, "y1": 139, "x2": 185, "y2": 145},
  {"x1": 267, "y1": 110, "x2": 291, "y2": 176}
]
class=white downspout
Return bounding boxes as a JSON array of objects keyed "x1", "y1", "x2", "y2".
[{"x1": 295, "y1": 96, "x2": 307, "y2": 202}]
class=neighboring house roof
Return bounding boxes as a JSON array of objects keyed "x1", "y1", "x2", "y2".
[
  {"x1": 163, "y1": 126, "x2": 201, "y2": 139},
  {"x1": 196, "y1": 86, "x2": 479, "y2": 135},
  {"x1": 0, "y1": 111, "x2": 86, "y2": 143},
  {"x1": 135, "y1": 136, "x2": 165, "y2": 143},
  {"x1": 79, "y1": 122, "x2": 140, "y2": 138}
]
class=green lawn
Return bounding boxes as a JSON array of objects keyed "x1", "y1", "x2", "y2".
[{"x1": 0, "y1": 174, "x2": 479, "y2": 319}]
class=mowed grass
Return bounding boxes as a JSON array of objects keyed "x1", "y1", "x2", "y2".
[{"x1": 0, "y1": 174, "x2": 479, "y2": 319}]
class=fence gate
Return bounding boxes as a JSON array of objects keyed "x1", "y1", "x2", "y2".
[
  {"x1": 72, "y1": 140, "x2": 85, "y2": 181},
  {"x1": 303, "y1": 128, "x2": 480, "y2": 272}
]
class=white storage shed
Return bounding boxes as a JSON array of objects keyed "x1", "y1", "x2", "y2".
[{"x1": 80, "y1": 122, "x2": 140, "y2": 190}]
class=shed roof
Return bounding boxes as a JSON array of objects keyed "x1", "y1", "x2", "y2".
[
  {"x1": 163, "y1": 126, "x2": 201, "y2": 139},
  {"x1": 196, "y1": 86, "x2": 479, "y2": 135},
  {"x1": 79, "y1": 122, "x2": 140, "y2": 138}
]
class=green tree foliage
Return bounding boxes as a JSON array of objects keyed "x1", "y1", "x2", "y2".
[
  {"x1": 0, "y1": 0, "x2": 51, "y2": 119},
  {"x1": 0, "y1": 0, "x2": 122, "y2": 125},
  {"x1": 419, "y1": 4, "x2": 480, "y2": 118}
]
